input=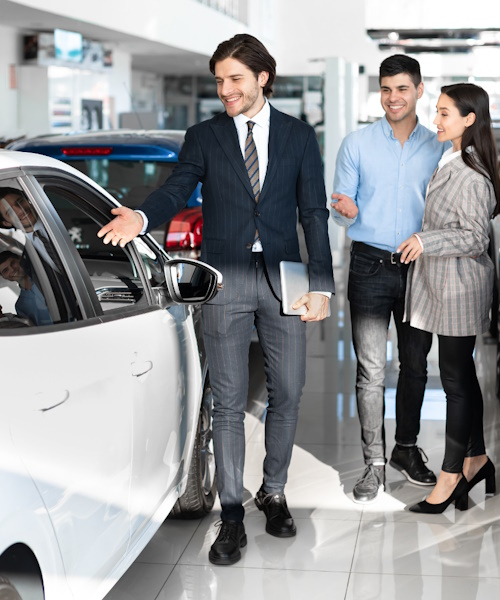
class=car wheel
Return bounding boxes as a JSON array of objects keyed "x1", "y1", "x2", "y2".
[
  {"x1": 0, "y1": 576, "x2": 22, "y2": 600},
  {"x1": 170, "y1": 377, "x2": 217, "y2": 518}
]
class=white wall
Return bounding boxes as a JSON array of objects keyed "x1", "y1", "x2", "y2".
[
  {"x1": 104, "y1": 49, "x2": 132, "y2": 128},
  {"x1": 18, "y1": 65, "x2": 50, "y2": 136},
  {"x1": 366, "y1": 0, "x2": 500, "y2": 29},
  {"x1": 0, "y1": 25, "x2": 21, "y2": 141},
  {"x1": 273, "y1": 0, "x2": 383, "y2": 76}
]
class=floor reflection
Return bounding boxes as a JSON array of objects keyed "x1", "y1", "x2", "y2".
[{"x1": 105, "y1": 246, "x2": 500, "y2": 600}]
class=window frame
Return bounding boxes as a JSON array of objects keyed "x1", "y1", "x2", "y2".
[
  {"x1": 24, "y1": 168, "x2": 165, "y2": 321},
  {"x1": 0, "y1": 171, "x2": 86, "y2": 333}
]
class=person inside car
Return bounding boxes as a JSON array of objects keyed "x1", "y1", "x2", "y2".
[
  {"x1": 0, "y1": 187, "x2": 62, "y2": 272},
  {"x1": 0, "y1": 250, "x2": 52, "y2": 326}
]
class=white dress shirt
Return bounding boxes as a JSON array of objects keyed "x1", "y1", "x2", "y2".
[{"x1": 233, "y1": 100, "x2": 270, "y2": 252}]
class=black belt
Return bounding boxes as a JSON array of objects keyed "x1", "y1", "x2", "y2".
[{"x1": 351, "y1": 241, "x2": 403, "y2": 265}]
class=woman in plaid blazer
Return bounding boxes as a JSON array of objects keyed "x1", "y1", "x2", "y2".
[{"x1": 397, "y1": 83, "x2": 500, "y2": 514}]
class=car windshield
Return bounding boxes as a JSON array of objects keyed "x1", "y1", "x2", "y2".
[{"x1": 66, "y1": 159, "x2": 175, "y2": 208}]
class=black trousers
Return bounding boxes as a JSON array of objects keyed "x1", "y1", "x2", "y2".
[{"x1": 439, "y1": 335, "x2": 486, "y2": 473}]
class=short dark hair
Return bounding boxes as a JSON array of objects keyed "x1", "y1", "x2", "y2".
[
  {"x1": 379, "y1": 54, "x2": 421, "y2": 88},
  {"x1": 0, "y1": 187, "x2": 23, "y2": 201},
  {"x1": 0, "y1": 250, "x2": 19, "y2": 267},
  {"x1": 209, "y1": 34, "x2": 276, "y2": 98}
]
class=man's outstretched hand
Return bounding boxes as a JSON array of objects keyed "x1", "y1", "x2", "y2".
[{"x1": 97, "y1": 206, "x2": 144, "y2": 247}]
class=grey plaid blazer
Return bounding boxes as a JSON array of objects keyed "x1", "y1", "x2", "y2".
[{"x1": 405, "y1": 154, "x2": 496, "y2": 336}]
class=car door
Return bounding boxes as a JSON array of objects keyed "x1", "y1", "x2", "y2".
[
  {"x1": 128, "y1": 237, "x2": 203, "y2": 542},
  {"x1": 33, "y1": 174, "x2": 201, "y2": 547},
  {"x1": 0, "y1": 174, "x2": 134, "y2": 599}
]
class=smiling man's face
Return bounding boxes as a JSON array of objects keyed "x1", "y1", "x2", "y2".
[
  {"x1": 214, "y1": 57, "x2": 268, "y2": 119},
  {"x1": 380, "y1": 73, "x2": 423, "y2": 127},
  {"x1": 0, "y1": 192, "x2": 37, "y2": 232}
]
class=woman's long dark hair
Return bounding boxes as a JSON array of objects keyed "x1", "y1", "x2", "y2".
[{"x1": 441, "y1": 83, "x2": 500, "y2": 216}]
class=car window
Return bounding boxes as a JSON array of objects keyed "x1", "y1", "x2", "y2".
[
  {"x1": 0, "y1": 180, "x2": 81, "y2": 329},
  {"x1": 41, "y1": 183, "x2": 150, "y2": 313},
  {"x1": 65, "y1": 159, "x2": 175, "y2": 208}
]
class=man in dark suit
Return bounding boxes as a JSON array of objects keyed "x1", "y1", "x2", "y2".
[{"x1": 98, "y1": 34, "x2": 334, "y2": 565}]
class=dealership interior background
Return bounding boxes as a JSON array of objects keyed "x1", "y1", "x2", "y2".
[{"x1": 2, "y1": 1, "x2": 500, "y2": 598}]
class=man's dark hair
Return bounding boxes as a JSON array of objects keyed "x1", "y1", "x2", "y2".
[
  {"x1": 0, "y1": 187, "x2": 23, "y2": 201},
  {"x1": 0, "y1": 250, "x2": 19, "y2": 267},
  {"x1": 209, "y1": 34, "x2": 276, "y2": 98},
  {"x1": 379, "y1": 54, "x2": 422, "y2": 88}
]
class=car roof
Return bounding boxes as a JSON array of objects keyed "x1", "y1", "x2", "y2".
[
  {"x1": 0, "y1": 149, "x2": 119, "y2": 203},
  {"x1": 8, "y1": 129, "x2": 187, "y2": 155},
  {"x1": 0, "y1": 148, "x2": 85, "y2": 172}
]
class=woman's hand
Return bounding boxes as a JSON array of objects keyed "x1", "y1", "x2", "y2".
[{"x1": 397, "y1": 235, "x2": 423, "y2": 264}]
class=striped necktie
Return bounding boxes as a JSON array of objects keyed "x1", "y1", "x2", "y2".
[
  {"x1": 245, "y1": 121, "x2": 261, "y2": 248},
  {"x1": 245, "y1": 121, "x2": 260, "y2": 201}
]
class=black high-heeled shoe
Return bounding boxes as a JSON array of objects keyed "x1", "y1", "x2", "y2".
[
  {"x1": 408, "y1": 476, "x2": 469, "y2": 514},
  {"x1": 467, "y1": 457, "x2": 496, "y2": 495}
]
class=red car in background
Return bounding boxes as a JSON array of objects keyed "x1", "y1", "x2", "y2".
[{"x1": 8, "y1": 130, "x2": 203, "y2": 258}]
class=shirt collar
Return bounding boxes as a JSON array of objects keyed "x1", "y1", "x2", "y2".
[
  {"x1": 381, "y1": 114, "x2": 420, "y2": 141},
  {"x1": 233, "y1": 98, "x2": 270, "y2": 130},
  {"x1": 438, "y1": 147, "x2": 466, "y2": 171}
]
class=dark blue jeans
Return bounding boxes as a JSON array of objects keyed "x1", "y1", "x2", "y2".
[{"x1": 348, "y1": 244, "x2": 433, "y2": 464}]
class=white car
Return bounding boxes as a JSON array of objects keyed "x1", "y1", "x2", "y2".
[{"x1": 0, "y1": 150, "x2": 220, "y2": 600}]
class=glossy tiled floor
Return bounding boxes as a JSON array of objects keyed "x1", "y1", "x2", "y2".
[{"x1": 104, "y1": 254, "x2": 500, "y2": 600}]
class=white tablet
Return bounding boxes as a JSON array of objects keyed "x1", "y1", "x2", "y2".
[{"x1": 279, "y1": 261, "x2": 330, "y2": 317}]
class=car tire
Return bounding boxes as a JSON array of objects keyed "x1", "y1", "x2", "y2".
[
  {"x1": 0, "y1": 576, "x2": 22, "y2": 600},
  {"x1": 170, "y1": 377, "x2": 217, "y2": 518}
]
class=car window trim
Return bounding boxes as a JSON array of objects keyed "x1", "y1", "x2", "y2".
[
  {"x1": 0, "y1": 304, "x2": 162, "y2": 336},
  {"x1": 27, "y1": 171, "x2": 157, "y2": 314},
  {"x1": 17, "y1": 173, "x2": 97, "y2": 319}
]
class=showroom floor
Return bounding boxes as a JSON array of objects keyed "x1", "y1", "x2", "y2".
[{"x1": 104, "y1": 253, "x2": 500, "y2": 600}]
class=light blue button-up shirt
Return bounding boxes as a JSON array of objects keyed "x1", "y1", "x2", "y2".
[{"x1": 332, "y1": 116, "x2": 448, "y2": 252}]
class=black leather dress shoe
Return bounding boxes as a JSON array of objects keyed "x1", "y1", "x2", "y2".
[
  {"x1": 390, "y1": 445, "x2": 437, "y2": 486},
  {"x1": 254, "y1": 487, "x2": 296, "y2": 537},
  {"x1": 208, "y1": 521, "x2": 247, "y2": 566}
]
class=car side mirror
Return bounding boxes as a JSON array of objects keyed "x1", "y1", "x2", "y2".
[{"x1": 163, "y1": 258, "x2": 223, "y2": 304}]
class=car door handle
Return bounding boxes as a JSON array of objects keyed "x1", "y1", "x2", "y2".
[
  {"x1": 33, "y1": 389, "x2": 70, "y2": 412},
  {"x1": 131, "y1": 360, "x2": 153, "y2": 377}
]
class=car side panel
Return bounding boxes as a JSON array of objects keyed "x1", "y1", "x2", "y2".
[
  {"x1": 4, "y1": 325, "x2": 135, "y2": 600},
  {"x1": 0, "y1": 430, "x2": 74, "y2": 600},
  {"x1": 128, "y1": 304, "x2": 202, "y2": 541}
]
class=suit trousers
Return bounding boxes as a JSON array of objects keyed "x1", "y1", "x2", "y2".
[
  {"x1": 438, "y1": 335, "x2": 486, "y2": 473},
  {"x1": 202, "y1": 252, "x2": 306, "y2": 522},
  {"x1": 348, "y1": 244, "x2": 433, "y2": 464}
]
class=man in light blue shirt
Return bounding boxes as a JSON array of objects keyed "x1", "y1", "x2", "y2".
[{"x1": 332, "y1": 55, "x2": 448, "y2": 504}]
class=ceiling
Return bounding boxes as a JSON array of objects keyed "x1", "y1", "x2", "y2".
[
  {"x1": 367, "y1": 28, "x2": 500, "y2": 54},
  {"x1": 0, "y1": 0, "x2": 211, "y2": 75}
]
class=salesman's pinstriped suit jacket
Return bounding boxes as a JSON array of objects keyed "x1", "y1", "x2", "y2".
[
  {"x1": 405, "y1": 154, "x2": 496, "y2": 336},
  {"x1": 139, "y1": 104, "x2": 335, "y2": 304}
]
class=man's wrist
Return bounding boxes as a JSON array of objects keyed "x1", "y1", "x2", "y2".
[{"x1": 135, "y1": 210, "x2": 148, "y2": 234}]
